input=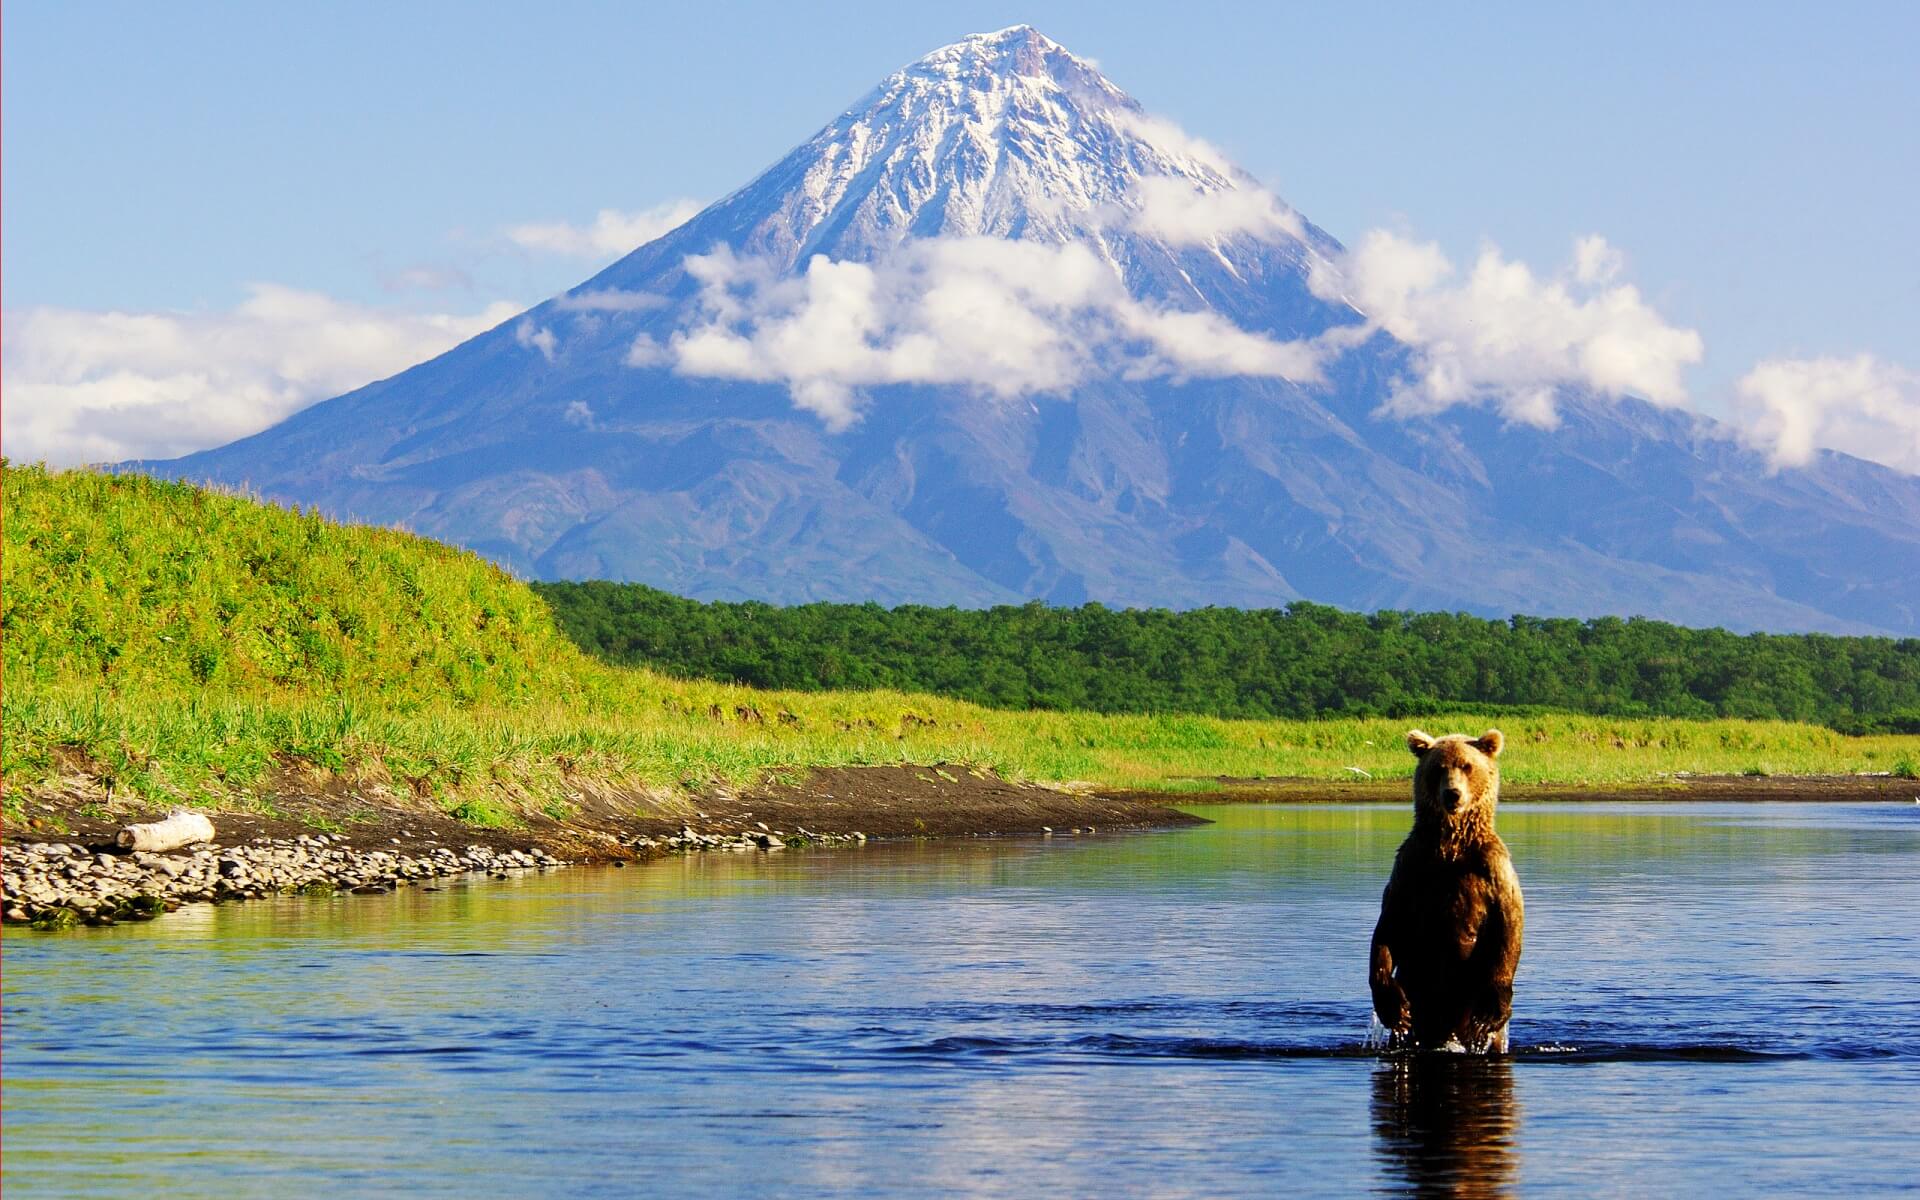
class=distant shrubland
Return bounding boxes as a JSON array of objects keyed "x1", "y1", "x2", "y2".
[{"x1": 536, "y1": 582, "x2": 1920, "y2": 733}]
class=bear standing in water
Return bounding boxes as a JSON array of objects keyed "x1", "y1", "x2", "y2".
[{"x1": 1370, "y1": 729, "x2": 1525, "y2": 1052}]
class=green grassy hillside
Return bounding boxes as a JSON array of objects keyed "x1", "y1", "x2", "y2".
[
  {"x1": 3, "y1": 463, "x2": 1912, "y2": 827},
  {"x1": 4, "y1": 465, "x2": 580, "y2": 704}
]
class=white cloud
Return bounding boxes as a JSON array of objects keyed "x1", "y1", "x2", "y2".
[
  {"x1": 1126, "y1": 176, "x2": 1304, "y2": 246},
  {"x1": 1310, "y1": 231, "x2": 1703, "y2": 427},
  {"x1": 1733, "y1": 354, "x2": 1920, "y2": 474},
  {"x1": 515, "y1": 320, "x2": 558, "y2": 362},
  {"x1": 505, "y1": 201, "x2": 704, "y2": 259},
  {"x1": 1117, "y1": 306, "x2": 1324, "y2": 381},
  {"x1": 562, "y1": 399, "x2": 596, "y2": 429},
  {"x1": 1108, "y1": 110, "x2": 1238, "y2": 179},
  {"x1": 1, "y1": 286, "x2": 518, "y2": 466},
  {"x1": 624, "y1": 333, "x2": 669, "y2": 367},
  {"x1": 1571, "y1": 234, "x2": 1623, "y2": 286},
  {"x1": 666, "y1": 239, "x2": 1325, "y2": 429}
]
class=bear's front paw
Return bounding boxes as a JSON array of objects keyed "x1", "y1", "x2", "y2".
[{"x1": 1371, "y1": 980, "x2": 1411, "y2": 1033}]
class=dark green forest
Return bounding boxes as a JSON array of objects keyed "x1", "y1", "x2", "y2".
[{"x1": 533, "y1": 582, "x2": 1920, "y2": 732}]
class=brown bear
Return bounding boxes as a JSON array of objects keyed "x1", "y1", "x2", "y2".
[{"x1": 1369, "y1": 729, "x2": 1524, "y2": 1053}]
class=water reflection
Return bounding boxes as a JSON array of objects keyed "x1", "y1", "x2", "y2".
[{"x1": 1371, "y1": 1056, "x2": 1519, "y2": 1199}]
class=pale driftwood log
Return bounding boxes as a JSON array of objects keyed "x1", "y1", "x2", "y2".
[{"x1": 116, "y1": 811, "x2": 215, "y2": 852}]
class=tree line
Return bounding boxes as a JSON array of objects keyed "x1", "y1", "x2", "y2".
[{"x1": 533, "y1": 581, "x2": 1920, "y2": 732}]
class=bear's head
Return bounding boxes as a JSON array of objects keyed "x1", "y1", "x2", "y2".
[{"x1": 1406, "y1": 729, "x2": 1505, "y2": 836}]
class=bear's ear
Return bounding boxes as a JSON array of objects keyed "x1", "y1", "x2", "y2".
[
  {"x1": 1473, "y1": 729, "x2": 1505, "y2": 759},
  {"x1": 1406, "y1": 730, "x2": 1436, "y2": 757}
]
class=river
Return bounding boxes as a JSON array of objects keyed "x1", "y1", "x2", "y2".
[{"x1": 5, "y1": 801, "x2": 1917, "y2": 1196}]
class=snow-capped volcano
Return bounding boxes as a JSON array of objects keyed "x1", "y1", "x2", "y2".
[
  {"x1": 578, "y1": 24, "x2": 1339, "y2": 327},
  {"x1": 137, "y1": 27, "x2": 1920, "y2": 634},
  {"x1": 718, "y1": 26, "x2": 1310, "y2": 271}
]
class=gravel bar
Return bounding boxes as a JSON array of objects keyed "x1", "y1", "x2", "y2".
[{"x1": 2, "y1": 823, "x2": 867, "y2": 931}]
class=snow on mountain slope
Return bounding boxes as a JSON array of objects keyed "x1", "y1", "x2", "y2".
[{"x1": 719, "y1": 27, "x2": 1310, "y2": 268}]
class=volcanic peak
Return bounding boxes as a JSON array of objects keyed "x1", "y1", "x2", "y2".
[
  {"x1": 902, "y1": 24, "x2": 1119, "y2": 95},
  {"x1": 722, "y1": 26, "x2": 1289, "y2": 272}
]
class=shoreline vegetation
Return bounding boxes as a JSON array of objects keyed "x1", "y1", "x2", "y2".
[
  {"x1": 4, "y1": 463, "x2": 1916, "y2": 926},
  {"x1": 535, "y1": 581, "x2": 1920, "y2": 735}
]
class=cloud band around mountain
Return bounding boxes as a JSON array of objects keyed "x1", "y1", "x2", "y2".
[
  {"x1": 9, "y1": 228, "x2": 1915, "y2": 478},
  {"x1": 651, "y1": 224, "x2": 1712, "y2": 441},
  {"x1": 664, "y1": 238, "x2": 1326, "y2": 429},
  {"x1": 1734, "y1": 354, "x2": 1920, "y2": 474},
  {"x1": 1307, "y1": 231, "x2": 1705, "y2": 429}
]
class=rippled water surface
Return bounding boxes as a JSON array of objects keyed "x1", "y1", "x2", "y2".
[{"x1": 6, "y1": 802, "x2": 1919, "y2": 1197}]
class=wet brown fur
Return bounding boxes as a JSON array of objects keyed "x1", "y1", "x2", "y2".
[{"x1": 1370, "y1": 729, "x2": 1525, "y2": 1052}]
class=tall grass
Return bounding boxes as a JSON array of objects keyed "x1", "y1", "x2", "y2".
[{"x1": 4, "y1": 463, "x2": 1911, "y2": 822}]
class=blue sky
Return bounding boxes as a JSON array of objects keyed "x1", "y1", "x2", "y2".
[{"x1": 5, "y1": 1, "x2": 1917, "y2": 465}]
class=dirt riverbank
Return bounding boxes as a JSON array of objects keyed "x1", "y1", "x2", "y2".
[
  {"x1": 1, "y1": 765, "x2": 1204, "y2": 928},
  {"x1": 3, "y1": 764, "x2": 1205, "y2": 864}
]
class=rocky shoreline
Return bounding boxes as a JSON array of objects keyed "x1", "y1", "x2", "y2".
[
  {"x1": 2, "y1": 822, "x2": 875, "y2": 931},
  {"x1": 3, "y1": 764, "x2": 1204, "y2": 931}
]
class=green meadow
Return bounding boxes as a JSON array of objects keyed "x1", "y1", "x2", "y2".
[{"x1": 3, "y1": 463, "x2": 1912, "y2": 826}]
